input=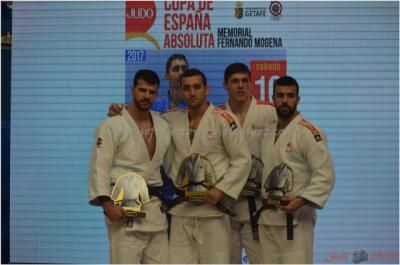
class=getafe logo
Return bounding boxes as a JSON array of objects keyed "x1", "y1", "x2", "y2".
[
  {"x1": 235, "y1": 1, "x2": 243, "y2": 19},
  {"x1": 125, "y1": 1, "x2": 160, "y2": 50},
  {"x1": 234, "y1": 1, "x2": 282, "y2": 20}
]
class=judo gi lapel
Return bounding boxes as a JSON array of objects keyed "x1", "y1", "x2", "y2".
[
  {"x1": 273, "y1": 113, "x2": 303, "y2": 163},
  {"x1": 142, "y1": 111, "x2": 166, "y2": 178},
  {"x1": 150, "y1": 111, "x2": 162, "y2": 162},
  {"x1": 188, "y1": 103, "x2": 214, "y2": 152},
  {"x1": 280, "y1": 113, "x2": 303, "y2": 143},
  {"x1": 242, "y1": 97, "x2": 257, "y2": 130},
  {"x1": 121, "y1": 107, "x2": 152, "y2": 162},
  {"x1": 225, "y1": 97, "x2": 255, "y2": 129}
]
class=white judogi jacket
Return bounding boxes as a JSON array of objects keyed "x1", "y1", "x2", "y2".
[
  {"x1": 259, "y1": 113, "x2": 335, "y2": 226},
  {"x1": 163, "y1": 103, "x2": 252, "y2": 218},
  {"x1": 88, "y1": 108, "x2": 171, "y2": 232},
  {"x1": 223, "y1": 97, "x2": 277, "y2": 222}
]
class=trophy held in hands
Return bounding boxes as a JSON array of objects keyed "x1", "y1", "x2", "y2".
[
  {"x1": 241, "y1": 155, "x2": 263, "y2": 197},
  {"x1": 263, "y1": 163, "x2": 293, "y2": 206},
  {"x1": 176, "y1": 153, "x2": 218, "y2": 202},
  {"x1": 111, "y1": 172, "x2": 150, "y2": 227},
  {"x1": 175, "y1": 153, "x2": 235, "y2": 216}
]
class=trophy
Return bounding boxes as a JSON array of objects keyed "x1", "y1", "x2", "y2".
[
  {"x1": 263, "y1": 163, "x2": 293, "y2": 206},
  {"x1": 111, "y1": 172, "x2": 149, "y2": 226},
  {"x1": 175, "y1": 153, "x2": 236, "y2": 216},
  {"x1": 241, "y1": 155, "x2": 263, "y2": 197},
  {"x1": 176, "y1": 153, "x2": 218, "y2": 202}
]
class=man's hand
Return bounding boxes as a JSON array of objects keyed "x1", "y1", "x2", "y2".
[
  {"x1": 102, "y1": 200, "x2": 126, "y2": 221},
  {"x1": 107, "y1": 103, "x2": 125, "y2": 117},
  {"x1": 204, "y1": 188, "x2": 224, "y2": 205},
  {"x1": 276, "y1": 196, "x2": 307, "y2": 214}
]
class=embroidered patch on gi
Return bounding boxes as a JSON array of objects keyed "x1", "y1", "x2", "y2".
[
  {"x1": 285, "y1": 142, "x2": 292, "y2": 153},
  {"x1": 299, "y1": 119, "x2": 322, "y2": 142},
  {"x1": 207, "y1": 130, "x2": 216, "y2": 141},
  {"x1": 96, "y1": 137, "x2": 103, "y2": 148},
  {"x1": 252, "y1": 124, "x2": 265, "y2": 131}
]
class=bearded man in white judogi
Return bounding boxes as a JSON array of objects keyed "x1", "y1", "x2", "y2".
[
  {"x1": 258, "y1": 76, "x2": 335, "y2": 264},
  {"x1": 88, "y1": 70, "x2": 171, "y2": 264}
]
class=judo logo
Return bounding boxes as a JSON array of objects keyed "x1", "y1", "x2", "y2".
[
  {"x1": 352, "y1": 250, "x2": 368, "y2": 264},
  {"x1": 125, "y1": 1, "x2": 160, "y2": 50}
]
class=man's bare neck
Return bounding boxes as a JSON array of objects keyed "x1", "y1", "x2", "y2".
[
  {"x1": 127, "y1": 104, "x2": 151, "y2": 122},
  {"x1": 278, "y1": 111, "x2": 299, "y2": 130},
  {"x1": 228, "y1": 97, "x2": 251, "y2": 115},
  {"x1": 189, "y1": 101, "x2": 209, "y2": 121}
]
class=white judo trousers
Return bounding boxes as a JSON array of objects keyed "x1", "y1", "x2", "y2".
[{"x1": 88, "y1": 108, "x2": 171, "y2": 263}]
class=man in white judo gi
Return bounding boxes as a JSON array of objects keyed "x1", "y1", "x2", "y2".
[
  {"x1": 258, "y1": 75, "x2": 335, "y2": 264},
  {"x1": 88, "y1": 69, "x2": 171, "y2": 264},
  {"x1": 106, "y1": 54, "x2": 189, "y2": 240},
  {"x1": 219, "y1": 63, "x2": 277, "y2": 264},
  {"x1": 163, "y1": 68, "x2": 252, "y2": 263}
]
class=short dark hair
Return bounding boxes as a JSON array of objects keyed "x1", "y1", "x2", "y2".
[
  {"x1": 133, "y1": 69, "x2": 160, "y2": 89},
  {"x1": 180, "y1": 68, "x2": 207, "y2": 86},
  {"x1": 224, "y1": 63, "x2": 251, "y2": 83},
  {"x1": 166, "y1": 54, "x2": 188, "y2": 73},
  {"x1": 273, "y1": 75, "x2": 299, "y2": 96}
]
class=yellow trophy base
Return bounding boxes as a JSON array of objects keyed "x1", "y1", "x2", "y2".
[
  {"x1": 241, "y1": 187, "x2": 260, "y2": 197},
  {"x1": 185, "y1": 191, "x2": 208, "y2": 202},
  {"x1": 264, "y1": 195, "x2": 289, "y2": 206},
  {"x1": 124, "y1": 210, "x2": 146, "y2": 218}
]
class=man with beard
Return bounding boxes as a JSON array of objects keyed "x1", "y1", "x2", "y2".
[
  {"x1": 88, "y1": 69, "x2": 171, "y2": 263},
  {"x1": 258, "y1": 75, "x2": 335, "y2": 264},
  {"x1": 107, "y1": 54, "x2": 189, "y2": 237},
  {"x1": 163, "y1": 68, "x2": 251, "y2": 263}
]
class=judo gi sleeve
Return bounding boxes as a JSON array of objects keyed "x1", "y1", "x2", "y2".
[
  {"x1": 88, "y1": 123, "x2": 117, "y2": 206},
  {"x1": 300, "y1": 129, "x2": 336, "y2": 209},
  {"x1": 217, "y1": 118, "x2": 252, "y2": 200}
]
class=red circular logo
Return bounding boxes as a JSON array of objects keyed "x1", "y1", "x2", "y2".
[{"x1": 126, "y1": 1, "x2": 156, "y2": 33}]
